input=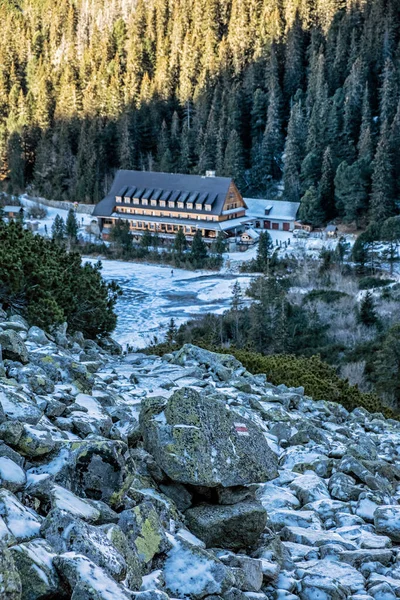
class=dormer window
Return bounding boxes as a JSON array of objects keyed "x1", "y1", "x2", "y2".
[
  {"x1": 151, "y1": 199, "x2": 158, "y2": 206},
  {"x1": 195, "y1": 203, "x2": 202, "y2": 210},
  {"x1": 205, "y1": 204, "x2": 212, "y2": 211},
  {"x1": 187, "y1": 202, "x2": 193, "y2": 209},
  {"x1": 177, "y1": 202, "x2": 184, "y2": 209},
  {"x1": 133, "y1": 198, "x2": 140, "y2": 205},
  {"x1": 160, "y1": 200, "x2": 166, "y2": 207},
  {"x1": 142, "y1": 199, "x2": 148, "y2": 206},
  {"x1": 168, "y1": 201, "x2": 175, "y2": 208}
]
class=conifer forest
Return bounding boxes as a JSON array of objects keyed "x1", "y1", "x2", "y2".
[{"x1": 0, "y1": 0, "x2": 399, "y2": 226}]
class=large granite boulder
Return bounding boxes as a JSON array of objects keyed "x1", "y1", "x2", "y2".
[
  {"x1": 0, "y1": 330, "x2": 29, "y2": 364},
  {"x1": 185, "y1": 501, "x2": 267, "y2": 550},
  {"x1": 140, "y1": 387, "x2": 278, "y2": 487}
]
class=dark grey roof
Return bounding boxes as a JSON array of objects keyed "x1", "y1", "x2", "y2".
[{"x1": 93, "y1": 170, "x2": 234, "y2": 218}]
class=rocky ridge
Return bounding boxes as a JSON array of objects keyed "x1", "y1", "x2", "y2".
[{"x1": 0, "y1": 312, "x2": 400, "y2": 599}]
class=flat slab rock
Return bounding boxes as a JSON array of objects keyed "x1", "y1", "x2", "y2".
[{"x1": 140, "y1": 387, "x2": 278, "y2": 487}]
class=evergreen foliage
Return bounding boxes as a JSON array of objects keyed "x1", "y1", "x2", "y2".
[
  {"x1": 0, "y1": 221, "x2": 119, "y2": 338},
  {"x1": 0, "y1": 0, "x2": 397, "y2": 226},
  {"x1": 66, "y1": 208, "x2": 79, "y2": 243}
]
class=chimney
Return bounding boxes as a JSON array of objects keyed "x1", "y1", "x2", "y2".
[{"x1": 205, "y1": 170, "x2": 216, "y2": 178}]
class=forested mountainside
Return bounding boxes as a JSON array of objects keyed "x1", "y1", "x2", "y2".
[{"x1": 1, "y1": 0, "x2": 400, "y2": 225}]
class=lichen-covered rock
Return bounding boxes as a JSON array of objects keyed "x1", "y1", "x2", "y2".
[
  {"x1": 0, "y1": 330, "x2": 29, "y2": 364},
  {"x1": 101, "y1": 523, "x2": 143, "y2": 590},
  {"x1": 118, "y1": 501, "x2": 172, "y2": 565},
  {"x1": 10, "y1": 539, "x2": 61, "y2": 600},
  {"x1": 0, "y1": 388, "x2": 43, "y2": 424},
  {"x1": 41, "y1": 509, "x2": 127, "y2": 581},
  {"x1": 185, "y1": 501, "x2": 267, "y2": 550},
  {"x1": 54, "y1": 440, "x2": 130, "y2": 507},
  {"x1": 140, "y1": 387, "x2": 278, "y2": 487},
  {"x1": 14, "y1": 424, "x2": 55, "y2": 457},
  {"x1": 0, "y1": 541, "x2": 22, "y2": 599}
]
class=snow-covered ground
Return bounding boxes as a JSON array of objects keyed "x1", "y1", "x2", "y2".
[
  {"x1": 17, "y1": 195, "x2": 352, "y2": 349},
  {"x1": 85, "y1": 259, "x2": 253, "y2": 349},
  {"x1": 20, "y1": 196, "x2": 94, "y2": 240}
]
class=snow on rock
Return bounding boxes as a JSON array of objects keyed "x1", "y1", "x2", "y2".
[
  {"x1": 1, "y1": 325, "x2": 400, "y2": 599},
  {"x1": 163, "y1": 535, "x2": 234, "y2": 598}
]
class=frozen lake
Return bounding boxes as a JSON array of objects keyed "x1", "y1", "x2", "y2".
[{"x1": 85, "y1": 259, "x2": 253, "y2": 349}]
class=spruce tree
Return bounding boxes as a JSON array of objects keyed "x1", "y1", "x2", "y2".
[
  {"x1": 52, "y1": 214, "x2": 66, "y2": 243},
  {"x1": 174, "y1": 227, "x2": 187, "y2": 255},
  {"x1": 370, "y1": 122, "x2": 396, "y2": 223},
  {"x1": 283, "y1": 97, "x2": 305, "y2": 203},
  {"x1": 191, "y1": 229, "x2": 207, "y2": 264},
  {"x1": 257, "y1": 231, "x2": 274, "y2": 270},
  {"x1": 318, "y1": 146, "x2": 335, "y2": 222},
  {"x1": 66, "y1": 208, "x2": 79, "y2": 243},
  {"x1": 358, "y1": 291, "x2": 378, "y2": 327},
  {"x1": 299, "y1": 186, "x2": 325, "y2": 227}
]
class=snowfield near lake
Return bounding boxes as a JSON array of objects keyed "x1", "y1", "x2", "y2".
[
  {"x1": 19, "y1": 195, "x2": 350, "y2": 350},
  {"x1": 85, "y1": 258, "x2": 253, "y2": 349}
]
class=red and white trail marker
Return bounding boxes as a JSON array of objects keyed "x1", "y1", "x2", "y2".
[{"x1": 234, "y1": 422, "x2": 249, "y2": 436}]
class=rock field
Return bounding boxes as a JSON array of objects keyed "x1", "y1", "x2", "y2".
[{"x1": 1, "y1": 311, "x2": 400, "y2": 599}]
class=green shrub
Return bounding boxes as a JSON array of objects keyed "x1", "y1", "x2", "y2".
[
  {"x1": 0, "y1": 221, "x2": 120, "y2": 338},
  {"x1": 303, "y1": 289, "x2": 349, "y2": 304},
  {"x1": 358, "y1": 276, "x2": 394, "y2": 290}
]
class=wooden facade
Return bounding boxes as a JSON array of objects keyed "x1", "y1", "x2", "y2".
[{"x1": 94, "y1": 171, "x2": 249, "y2": 241}]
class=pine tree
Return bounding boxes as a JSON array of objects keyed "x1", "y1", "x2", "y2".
[
  {"x1": 213, "y1": 231, "x2": 227, "y2": 255},
  {"x1": 173, "y1": 227, "x2": 187, "y2": 255},
  {"x1": 52, "y1": 214, "x2": 66, "y2": 242},
  {"x1": 358, "y1": 291, "x2": 378, "y2": 327},
  {"x1": 370, "y1": 122, "x2": 396, "y2": 223},
  {"x1": 191, "y1": 229, "x2": 207, "y2": 264},
  {"x1": 318, "y1": 146, "x2": 335, "y2": 222},
  {"x1": 230, "y1": 280, "x2": 243, "y2": 346},
  {"x1": 140, "y1": 228, "x2": 153, "y2": 250},
  {"x1": 299, "y1": 186, "x2": 325, "y2": 227},
  {"x1": 257, "y1": 231, "x2": 274, "y2": 270},
  {"x1": 223, "y1": 129, "x2": 245, "y2": 187},
  {"x1": 283, "y1": 97, "x2": 305, "y2": 203},
  {"x1": 166, "y1": 317, "x2": 178, "y2": 344},
  {"x1": 334, "y1": 159, "x2": 370, "y2": 226},
  {"x1": 66, "y1": 208, "x2": 79, "y2": 243},
  {"x1": 261, "y1": 48, "x2": 283, "y2": 180}
]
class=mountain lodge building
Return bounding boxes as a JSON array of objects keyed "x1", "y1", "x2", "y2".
[{"x1": 93, "y1": 170, "x2": 250, "y2": 242}]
